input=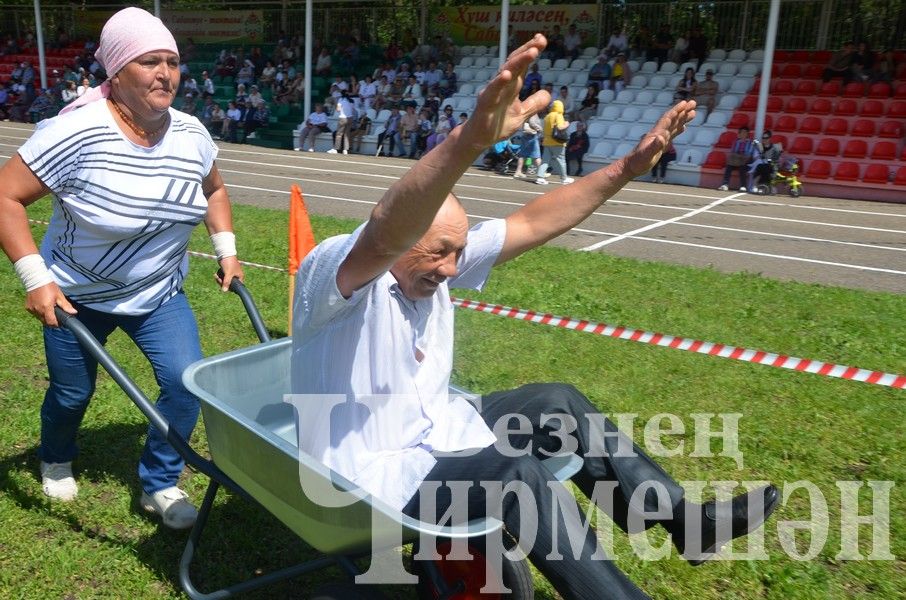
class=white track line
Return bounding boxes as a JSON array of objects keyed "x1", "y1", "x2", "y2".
[{"x1": 581, "y1": 192, "x2": 744, "y2": 251}]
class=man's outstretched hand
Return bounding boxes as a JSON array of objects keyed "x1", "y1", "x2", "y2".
[
  {"x1": 624, "y1": 100, "x2": 697, "y2": 177},
  {"x1": 458, "y1": 34, "x2": 552, "y2": 151}
]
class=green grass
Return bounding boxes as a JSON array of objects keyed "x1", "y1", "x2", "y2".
[{"x1": 1, "y1": 199, "x2": 904, "y2": 599}]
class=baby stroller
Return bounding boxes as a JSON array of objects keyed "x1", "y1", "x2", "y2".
[
  {"x1": 754, "y1": 155, "x2": 803, "y2": 198},
  {"x1": 483, "y1": 138, "x2": 521, "y2": 175}
]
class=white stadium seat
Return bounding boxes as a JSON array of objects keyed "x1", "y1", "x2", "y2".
[{"x1": 619, "y1": 106, "x2": 643, "y2": 122}]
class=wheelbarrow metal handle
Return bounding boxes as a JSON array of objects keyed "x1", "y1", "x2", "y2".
[{"x1": 218, "y1": 269, "x2": 270, "y2": 343}]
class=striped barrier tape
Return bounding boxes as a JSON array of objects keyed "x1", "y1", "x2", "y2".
[
  {"x1": 450, "y1": 297, "x2": 906, "y2": 391},
  {"x1": 26, "y1": 219, "x2": 906, "y2": 389}
]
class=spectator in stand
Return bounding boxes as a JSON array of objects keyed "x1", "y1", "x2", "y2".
[
  {"x1": 520, "y1": 78, "x2": 542, "y2": 102},
  {"x1": 456, "y1": 112, "x2": 468, "y2": 128},
  {"x1": 415, "y1": 108, "x2": 434, "y2": 157},
  {"x1": 389, "y1": 75, "x2": 406, "y2": 105},
  {"x1": 400, "y1": 104, "x2": 421, "y2": 158},
  {"x1": 183, "y1": 74, "x2": 198, "y2": 97},
  {"x1": 566, "y1": 121, "x2": 590, "y2": 176},
  {"x1": 822, "y1": 42, "x2": 855, "y2": 84},
  {"x1": 242, "y1": 85, "x2": 265, "y2": 138},
  {"x1": 323, "y1": 83, "x2": 340, "y2": 114},
  {"x1": 341, "y1": 37, "x2": 360, "y2": 71},
  {"x1": 61, "y1": 80, "x2": 78, "y2": 105},
  {"x1": 424, "y1": 61, "x2": 443, "y2": 93},
  {"x1": 536, "y1": 100, "x2": 573, "y2": 185},
  {"x1": 522, "y1": 63, "x2": 543, "y2": 96},
  {"x1": 426, "y1": 104, "x2": 456, "y2": 153},
  {"x1": 315, "y1": 48, "x2": 332, "y2": 76},
  {"x1": 296, "y1": 103, "x2": 329, "y2": 152},
  {"x1": 650, "y1": 141, "x2": 676, "y2": 183},
  {"x1": 438, "y1": 64, "x2": 458, "y2": 99},
  {"x1": 397, "y1": 62, "x2": 413, "y2": 83},
  {"x1": 347, "y1": 75, "x2": 360, "y2": 97},
  {"x1": 631, "y1": 24, "x2": 653, "y2": 62},
  {"x1": 670, "y1": 30, "x2": 691, "y2": 64},
  {"x1": 348, "y1": 111, "x2": 371, "y2": 154},
  {"x1": 385, "y1": 39, "x2": 402, "y2": 63},
  {"x1": 748, "y1": 130, "x2": 783, "y2": 192},
  {"x1": 693, "y1": 68, "x2": 719, "y2": 116},
  {"x1": 674, "y1": 67, "x2": 696, "y2": 102},
  {"x1": 376, "y1": 75, "x2": 392, "y2": 109},
  {"x1": 328, "y1": 91, "x2": 356, "y2": 154},
  {"x1": 544, "y1": 25, "x2": 565, "y2": 60},
  {"x1": 275, "y1": 73, "x2": 304, "y2": 105},
  {"x1": 422, "y1": 86, "x2": 442, "y2": 120},
  {"x1": 200, "y1": 96, "x2": 215, "y2": 128},
  {"x1": 359, "y1": 75, "x2": 378, "y2": 110},
  {"x1": 871, "y1": 49, "x2": 897, "y2": 84},
  {"x1": 201, "y1": 70, "x2": 215, "y2": 97},
  {"x1": 27, "y1": 89, "x2": 56, "y2": 123},
  {"x1": 20, "y1": 62, "x2": 36, "y2": 105},
  {"x1": 556, "y1": 85, "x2": 575, "y2": 117},
  {"x1": 719, "y1": 126, "x2": 754, "y2": 191},
  {"x1": 215, "y1": 49, "x2": 237, "y2": 78},
  {"x1": 513, "y1": 113, "x2": 543, "y2": 179},
  {"x1": 259, "y1": 61, "x2": 277, "y2": 89},
  {"x1": 234, "y1": 83, "x2": 250, "y2": 119},
  {"x1": 281, "y1": 59, "x2": 296, "y2": 81},
  {"x1": 605, "y1": 28, "x2": 628, "y2": 58},
  {"x1": 76, "y1": 77, "x2": 92, "y2": 97},
  {"x1": 181, "y1": 93, "x2": 198, "y2": 117},
  {"x1": 588, "y1": 54, "x2": 612, "y2": 88},
  {"x1": 687, "y1": 26, "x2": 708, "y2": 68},
  {"x1": 610, "y1": 53, "x2": 632, "y2": 92},
  {"x1": 402, "y1": 75, "x2": 423, "y2": 106},
  {"x1": 851, "y1": 42, "x2": 875, "y2": 82},
  {"x1": 413, "y1": 62, "x2": 427, "y2": 90},
  {"x1": 574, "y1": 83, "x2": 600, "y2": 122},
  {"x1": 563, "y1": 24, "x2": 583, "y2": 61},
  {"x1": 208, "y1": 102, "x2": 225, "y2": 136},
  {"x1": 652, "y1": 24, "x2": 674, "y2": 66},
  {"x1": 375, "y1": 62, "x2": 396, "y2": 84},
  {"x1": 377, "y1": 106, "x2": 403, "y2": 156},
  {"x1": 223, "y1": 100, "x2": 242, "y2": 142}
]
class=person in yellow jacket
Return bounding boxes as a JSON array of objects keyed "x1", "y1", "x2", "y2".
[{"x1": 535, "y1": 99, "x2": 574, "y2": 185}]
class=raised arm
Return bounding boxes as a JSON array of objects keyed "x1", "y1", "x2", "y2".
[
  {"x1": 496, "y1": 100, "x2": 696, "y2": 264},
  {"x1": 335, "y1": 34, "x2": 552, "y2": 298}
]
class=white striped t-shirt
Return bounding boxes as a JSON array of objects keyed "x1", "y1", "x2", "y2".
[{"x1": 19, "y1": 99, "x2": 218, "y2": 315}]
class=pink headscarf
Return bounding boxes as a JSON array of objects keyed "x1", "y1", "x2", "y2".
[{"x1": 60, "y1": 7, "x2": 179, "y2": 115}]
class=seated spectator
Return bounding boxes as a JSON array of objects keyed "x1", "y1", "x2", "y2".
[
  {"x1": 208, "y1": 102, "x2": 225, "y2": 135},
  {"x1": 871, "y1": 49, "x2": 897, "y2": 84},
  {"x1": 851, "y1": 41, "x2": 875, "y2": 82},
  {"x1": 605, "y1": 28, "x2": 628, "y2": 58},
  {"x1": 748, "y1": 130, "x2": 783, "y2": 191},
  {"x1": 259, "y1": 61, "x2": 277, "y2": 89},
  {"x1": 674, "y1": 67, "x2": 696, "y2": 102},
  {"x1": 347, "y1": 75, "x2": 360, "y2": 97},
  {"x1": 520, "y1": 78, "x2": 542, "y2": 102},
  {"x1": 324, "y1": 83, "x2": 340, "y2": 114},
  {"x1": 377, "y1": 106, "x2": 403, "y2": 156},
  {"x1": 574, "y1": 83, "x2": 600, "y2": 122},
  {"x1": 693, "y1": 69, "x2": 719, "y2": 116},
  {"x1": 652, "y1": 24, "x2": 674, "y2": 66},
  {"x1": 199, "y1": 96, "x2": 216, "y2": 128},
  {"x1": 423, "y1": 61, "x2": 443, "y2": 92},
  {"x1": 412, "y1": 63, "x2": 427, "y2": 90},
  {"x1": 280, "y1": 59, "x2": 297, "y2": 81},
  {"x1": 215, "y1": 49, "x2": 237, "y2": 78},
  {"x1": 222, "y1": 100, "x2": 242, "y2": 142},
  {"x1": 200, "y1": 70, "x2": 215, "y2": 97},
  {"x1": 60, "y1": 80, "x2": 78, "y2": 105},
  {"x1": 822, "y1": 42, "x2": 855, "y2": 84},
  {"x1": 234, "y1": 83, "x2": 250, "y2": 118},
  {"x1": 402, "y1": 75, "x2": 423, "y2": 106},
  {"x1": 0, "y1": 85, "x2": 12, "y2": 120},
  {"x1": 456, "y1": 112, "x2": 468, "y2": 128},
  {"x1": 610, "y1": 53, "x2": 632, "y2": 92},
  {"x1": 587, "y1": 55, "x2": 611, "y2": 87},
  {"x1": 348, "y1": 111, "x2": 372, "y2": 154},
  {"x1": 544, "y1": 24, "x2": 565, "y2": 60},
  {"x1": 719, "y1": 126, "x2": 754, "y2": 191},
  {"x1": 181, "y1": 93, "x2": 198, "y2": 117},
  {"x1": 522, "y1": 63, "x2": 542, "y2": 97},
  {"x1": 182, "y1": 74, "x2": 198, "y2": 98},
  {"x1": 650, "y1": 141, "x2": 677, "y2": 183},
  {"x1": 555, "y1": 85, "x2": 574, "y2": 116},
  {"x1": 426, "y1": 104, "x2": 456, "y2": 153},
  {"x1": 314, "y1": 48, "x2": 332, "y2": 76},
  {"x1": 415, "y1": 108, "x2": 434, "y2": 158},
  {"x1": 341, "y1": 36, "x2": 360, "y2": 70},
  {"x1": 359, "y1": 75, "x2": 378, "y2": 110},
  {"x1": 422, "y1": 87, "x2": 442, "y2": 120},
  {"x1": 242, "y1": 85, "x2": 265, "y2": 137},
  {"x1": 670, "y1": 30, "x2": 691, "y2": 64},
  {"x1": 631, "y1": 24, "x2": 653, "y2": 62},
  {"x1": 296, "y1": 103, "x2": 329, "y2": 152},
  {"x1": 687, "y1": 26, "x2": 708, "y2": 67},
  {"x1": 438, "y1": 64, "x2": 458, "y2": 99},
  {"x1": 27, "y1": 89, "x2": 56, "y2": 123},
  {"x1": 566, "y1": 121, "x2": 590, "y2": 176},
  {"x1": 244, "y1": 102, "x2": 269, "y2": 141},
  {"x1": 563, "y1": 24, "x2": 582, "y2": 61},
  {"x1": 76, "y1": 77, "x2": 92, "y2": 97},
  {"x1": 389, "y1": 75, "x2": 406, "y2": 105},
  {"x1": 375, "y1": 75, "x2": 392, "y2": 110}
]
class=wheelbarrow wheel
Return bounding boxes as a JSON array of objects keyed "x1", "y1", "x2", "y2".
[
  {"x1": 310, "y1": 581, "x2": 385, "y2": 600},
  {"x1": 414, "y1": 540, "x2": 534, "y2": 599}
]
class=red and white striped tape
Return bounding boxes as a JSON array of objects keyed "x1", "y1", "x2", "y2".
[
  {"x1": 450, "y1": 297, "x2": 906, "y2": 390},
  {"x1": 24, "y1": 219, "x2": 906, "y2": 390}
]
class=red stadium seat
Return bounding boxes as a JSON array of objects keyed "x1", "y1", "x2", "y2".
[
  {"x1": 716, "y1": 131, "x2": 737, "y2": 148},
  {"x1": 818, "y1": 81, "x2": 842, "y2": 97},
  {"x1": 767, "y1": 97, "x2": 784, "y2": 112},
  {"x1": 889, "y1": 101, "x2": 906, "y2": 118},
  {"x1": 728, "y1": 113, "x2": 750, "y2": 129},
  {"x1": 805, "y1": 160, "x2": 831, "y2": 180},
  {"x1": 815, "y1": 138, "x2": 840, "y2": 156},
  {"x1": 790, "y1": 137, "x2": 814, "y2": 155},
  {"x1": 793, "y1": 80, "x2": 818, "y2": 96},
  {"x1": 862, "y1": 164, "x2": 890, "y2": 184},
  {"x1": 878, "y1": 121, "x2": 904, "y2": 138},
  {"x1": 894, "y1": 167, "x2": 906, "y2": 186},
  {"x1": 773, "y1": 134, "x2": 789, "y2": 149},
  {"x1": 859, "y1": 99, "x2": 884, "y2": 117},
  {"x1": 772, "y1": 79, "x2": 794, "y2": 94},
  {"x1": 812, "y1": 50, "x2": 833, "y2": 63},
  {"x1": 740, "y1": 95, "x2": 758, "y2": 111},
  {"x1": 823, "y1": 117, "x2": 848, "y2": 136},
  {"x1": 803, "y1": 64, "x2": 825, "y2": 79},
  {"x1": 702, "y1": 151, "x2": 726, "y2": 169},
  {"x1": 834, "y1": 99, "x2": 858, "y2": 116},
  {"x1": 786, "y1": 97, "x2": 807, "y2": 113},
  {"x1": 799, "y1": 116, "x2": 823, "y2": 134},
  {"x1": 775, "y1": 50, "x2": 795, "y2": 63},
  {"x1": 870, "y1": 141, "x2": 897, "y2": 161},
  {"x1": 842, "y1": 139, "x2": 868, "y2": 158},
  {"x1": 780, "y1": 64, "x2": 802, "y2": 78},
  {"x1": 842, "y1": 82, "x2": 866, "y2": 97},
  {"x1": 810, "y1": 98, "x2": 833, "y2": 114},
  {"x1": 834, "y1": 162, "x2": 860, "y2": 182},
  {"x1": 850, "y1": 119, "x2": 875, "y2": 137},
  {"x1": 867, "y1": 83, "x2": 892, "y2": 98},
  {"x1": 895, "y1": 83, "x2": 906, "y2": 99},
  {"x1": 775, "y1": 115, "x2": 798, "y2": 132}
]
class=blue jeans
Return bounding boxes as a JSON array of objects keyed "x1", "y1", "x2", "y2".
[{"x1": 40, "y1": 292, "x2": 202, "y2": 494}]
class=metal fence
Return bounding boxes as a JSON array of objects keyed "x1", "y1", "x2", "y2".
[{"x1": 1, "y1": 1, "x2": 903, "y2": 54}]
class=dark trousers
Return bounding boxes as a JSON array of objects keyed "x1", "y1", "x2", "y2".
[
  {"x1": 402, "y1": 383, "x2": 685, "y2": 600},
  {"x1": 566, "y1": 150, "x2": 586, "y2": 175},
  {"x1": 722, "y1": 163, "x2": 747, "y2": 188}
]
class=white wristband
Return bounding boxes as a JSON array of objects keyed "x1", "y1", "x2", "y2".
[
  {"x1": 14, "y1": 254, "x2": 54, "y2": 292},
  {"x1": 210, "y1": 231, "x2": 237, "y2": 260}
]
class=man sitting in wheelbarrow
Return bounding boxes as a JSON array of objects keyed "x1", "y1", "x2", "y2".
[{"x1": 291, "y1": 34, "x2": 779, "y2": 600}]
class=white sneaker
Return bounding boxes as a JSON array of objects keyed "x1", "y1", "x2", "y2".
[
  {"x1": 140, "y1": 486, "x2": 198, "y2": 529},
  {"x1": 246, "y1": 132, "x2": 257, "y2": 139},
  {"x1": 307, "y1": 148, "x2": 314, "y2": 152},
  {"x1": 739, "y1": 186, "x2": 747, "y2": 192},
  {"x1": 535, "y1": 178, "x2": 549, "y2": 185},
  {"x1": 342, "y1": 150, "x2": 348, "y2": 154},
  {"x1": 40, "y1": 461, "x2": 78, "y2": 501},
  {"x1": 326, "y1": 148, "x2": 338, "y2": 154},
  {"x1": 560, "y1": 177, "x2": 575, "y2": 184},
  {"x1": 718, "y1": 184, "x2": 729, "y2": 191},
  {"x1": 293, "y1": 147, "x2": 301, "y2": 152},
  {"x1": 513, "y1": 172, "x2": 525, "y2": 178}
]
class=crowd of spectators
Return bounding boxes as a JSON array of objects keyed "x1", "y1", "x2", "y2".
[{"x1": 822, "y1": 41, "x2": 898, "y2": 85}]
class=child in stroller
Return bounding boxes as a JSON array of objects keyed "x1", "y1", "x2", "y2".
[
  {"x1": 752, "y1": 155, "x2": 803, "y2": 198},
  {"x1": 483, "y1": 137, "x2": 522, "y2": 175}
]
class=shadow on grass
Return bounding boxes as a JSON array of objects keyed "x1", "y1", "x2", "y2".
[{"x1": 0, "y1": 422, "x2": 366, "y2": 599}]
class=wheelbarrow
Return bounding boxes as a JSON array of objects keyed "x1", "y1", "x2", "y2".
[{"x1": 55, "y1": 277, "x2": 582, "y2": 599}]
